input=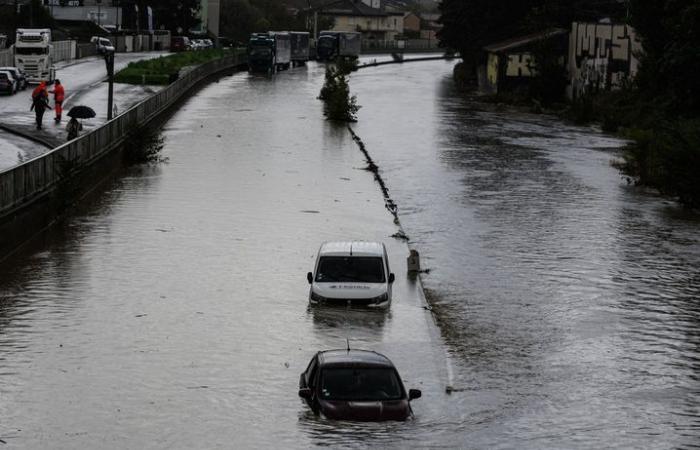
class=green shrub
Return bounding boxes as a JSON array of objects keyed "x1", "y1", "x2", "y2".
[
  {"x1": 114, "y1": 49, "x2": 232, "y2": 85},
  {"x1": 617, "y1": 120, "x2": 700, "y2": 208},
  {"x1": 319, "y1": 65, "x2": 360, "y2": 122}
]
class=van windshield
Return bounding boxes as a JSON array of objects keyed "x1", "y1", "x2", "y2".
[
  {"x1": 315, "y1": 256, "x2": 385, "y2": 283},
  {"x1": 320, "y1": 368, "x2": 403, "y2": 401}
]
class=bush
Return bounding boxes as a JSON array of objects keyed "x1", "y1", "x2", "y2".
[
  {"x1": 616, "y1": 120, "x2": 700, "y2": 208},
  {"x1": 114, "y1": 49, "x2": 231, "y2": 85},
  {"x1": 319, "y1": 65, "x2": 360, "y2": 122}
]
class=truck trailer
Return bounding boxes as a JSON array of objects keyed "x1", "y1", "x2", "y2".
[
  {"x1": 316, "y1": 31, "x2": 361, "y2": 62},
  {"x1": 14, "y1": 28, "x2": 55, "y2": 83},
  {"x1": 290, "y1": 32, "x2": 310, "y2": 67},
  {"x1": 247, "y1": 32, "x2": 292, "y2": 74}
]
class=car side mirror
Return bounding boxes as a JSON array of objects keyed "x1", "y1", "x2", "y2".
[
  {"x1": 408, "y1": 389, "x2": 421, "y2": 400},
  {"x1": 307, "y1": 272, "x2": 313, "y2": 284},
  {"x1": 388, "y1": 273, "x2": 395, "y2": 284},
  {"x1": 298, "y1": 388, "x2": 312, "y2": 399}
]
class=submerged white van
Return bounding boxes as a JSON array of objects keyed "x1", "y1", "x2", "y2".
[{"x1": 307, "y1": 241, "x2": 395, "y2": 308}]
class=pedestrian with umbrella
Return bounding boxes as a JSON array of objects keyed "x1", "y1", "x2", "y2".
[{"x1": 66, "y1": 105, "x2": 95, "y2": 141}]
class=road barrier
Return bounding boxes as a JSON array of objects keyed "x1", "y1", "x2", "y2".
[{"x1": 0, "y1": 49, "x2": 246, "y2": 221}]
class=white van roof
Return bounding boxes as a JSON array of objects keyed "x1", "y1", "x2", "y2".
[{"x1": 319, "y1": 241, "x2": 385, "y2": 257}]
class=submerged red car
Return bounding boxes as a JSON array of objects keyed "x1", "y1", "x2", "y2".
[{"x1": 298, "y1": 349, "x2": 421, "y2": 421}]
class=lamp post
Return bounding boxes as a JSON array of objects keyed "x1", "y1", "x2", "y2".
[
  {"x1": 96, "y1": 0, "x2": 102, "y2": 27},
  {"x1": 104, "y1": 49, "x2": 115, "y2": 120}
]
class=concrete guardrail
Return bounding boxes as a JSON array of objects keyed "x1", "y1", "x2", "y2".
[{"x1": 0, "y1": 49, "x2": 247, "y2": 221}]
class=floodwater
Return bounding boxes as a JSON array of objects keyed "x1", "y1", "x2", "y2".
[
  {"x1": 351, "y1": 60, "x2": 700, "y2": 448},
  {"x1": 0, "y1": 59, "x2": 698, "y2": 448}
]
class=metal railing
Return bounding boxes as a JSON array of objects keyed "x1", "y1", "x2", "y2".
[{"x1": 0, "y1": 50, "x2": 246, "y2": 219}]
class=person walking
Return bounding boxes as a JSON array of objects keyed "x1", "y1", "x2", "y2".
[
  {"x1": 50, "y1": 79, "x2": 65, "y2": 123},
  {"x1": 66, "y1": 117, "x2": 82, "y2": 141},
  {"x1": 30, "y1": 81, "x2": 51, "y2": 130}
]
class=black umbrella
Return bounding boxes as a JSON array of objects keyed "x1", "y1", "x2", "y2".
[{"x1": 67, "y1": 105, "x2": 96, "y2": 119}]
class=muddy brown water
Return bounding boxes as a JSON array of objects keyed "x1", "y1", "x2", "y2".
[{"x1": 1, "y1": 59, "x2": 698, "y2": 448}]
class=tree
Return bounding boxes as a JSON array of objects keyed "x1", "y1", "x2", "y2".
[{"x1": 629, "y1": 0, "x2": 700, "y2": 116}]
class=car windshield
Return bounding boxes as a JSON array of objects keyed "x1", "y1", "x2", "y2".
[
  {"x1": 315, "y1": 256, "x2": 385, "y2": 283},
  {"x1": 320, "y1": 368, "x2": 403, "y2": 401}
]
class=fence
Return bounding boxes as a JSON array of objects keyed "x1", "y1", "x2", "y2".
[
  {"x1": 0, "y1": 50, "x2": 246, "y2": 219},
  {"x1": 361, "y1": 39, "x2": 441, "y2": 53},
  {"x1": 0, "y1": 48, "x2": 12, "y2": 66},
  {"x1": 52, "y1": 40, "x2": 77, "y2": 63}
]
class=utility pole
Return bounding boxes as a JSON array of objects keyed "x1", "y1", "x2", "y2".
[
  {"x1": 97, "y1": 0, "x2": 102, "y2": 27},
  {"x1": 104, "y1": 50, "x2": 115, "y2": 120}
]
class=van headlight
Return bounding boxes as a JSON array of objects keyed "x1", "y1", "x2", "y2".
[
  {"x1": 310, "y1": 291, "x2": 325, "y2": 302},
  {"x1": 371, "y1": 293, "x2": 388, "y2": 303}
]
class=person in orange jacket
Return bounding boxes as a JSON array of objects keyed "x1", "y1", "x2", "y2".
[
  {"x1": 50, "y1": 79, "x2": 65, "y2": 123},
  {"x1": 30, "y1": 81, "x2": 51, "y2": 130}
]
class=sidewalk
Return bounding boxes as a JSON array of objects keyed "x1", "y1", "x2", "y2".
[{"x1": 0, "y1": 52, "x2": 168, "y2": 170}]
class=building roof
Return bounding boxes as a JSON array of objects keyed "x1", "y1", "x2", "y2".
[
  {"x1": 318, "y1": 349, "x2": 396, "y2": 369},
  {"x1": 319, "y1": 241, "x2": 385, "y2": 257},
  {"x1": 483, "y1": 29, "x2": 567, "y2": 53},
  {"x1": 323, "y1": 0, "x2": 390, "y2": 17}
]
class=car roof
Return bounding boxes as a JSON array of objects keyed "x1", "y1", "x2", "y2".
[
  {"x1": 319, "y1": 241, "x2": 385, "y2": 257},
  {"x1": 317, "y1": 349, "x2": 396, "y2": 369}
]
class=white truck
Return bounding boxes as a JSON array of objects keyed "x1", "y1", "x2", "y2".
[{"x1": 14, "y1": 28, "x2": 55, "y2": 83}]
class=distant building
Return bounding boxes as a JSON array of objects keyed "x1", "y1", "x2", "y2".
[
  {"x1": 403, "y1": 12, "x2": 420, "y2": 36},
  {"x1": 44, "y1": 0, "x2": 123, "y2": 29},
  {"x1": 320, "y1": 0, "x2": 405, "y2": 41},
  {"x1": 479, "y1": 29, "x2": 568, "y2": 94},
  {"x1": 568, "y1": 22, "x2": 642, "y2": 99},
  {"x1": 193, "y1": 0, "x2": 220, "y2": 37}
]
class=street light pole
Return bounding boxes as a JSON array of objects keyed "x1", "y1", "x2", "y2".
[{"x1": 104, "y1": 50, "x2": 115, "y2": 120}]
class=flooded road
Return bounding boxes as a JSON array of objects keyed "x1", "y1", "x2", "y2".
[{"x1": 1, "y1": 58, "x2": 698, "y2": 448}]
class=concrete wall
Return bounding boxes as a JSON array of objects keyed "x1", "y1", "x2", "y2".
[
  {"x1": 0, "y1": 48, "x2": 12, "y2": 67},
  {"x1": 0, "y1": 50, "x2": 246, "y2": 222},
  {"x1": 568, "y1": 22, "x2": 642, "y2": 99}
]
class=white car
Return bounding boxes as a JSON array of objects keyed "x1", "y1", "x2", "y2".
[
  {"x1": 91, "y1": 36, "x2": 115, "y2": 54},
  {"x1": 307, "y1": 241, "x2": 395, "y2": 308}
]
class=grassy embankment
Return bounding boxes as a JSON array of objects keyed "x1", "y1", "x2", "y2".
[{"x1": 114, "y1": 49, "x2": 232, "y2": 85}]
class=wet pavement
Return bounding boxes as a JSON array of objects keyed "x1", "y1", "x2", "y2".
[
  {"x1": 0, "y1": 53, "x2": 167, "y2": 169},
  {"x1": 1, "y1": 59, "x2": 699, "y2": 448}
]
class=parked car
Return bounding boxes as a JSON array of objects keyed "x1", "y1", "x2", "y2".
[
  {"x1": 171, "y1": 36, "x2": 192, "y2": 52},
  {"x1": 91, "y1": 36, "x2": 115, "y2": 55},
  {"x1": 0, "y1": 71, "x2": 17, "y2": 94},
  {"x1": 202, "y1": 39, "x2": 214, "y2": 49},
  {"x1": 298, "y1": 349, "x2": 421, "y2": 421},
  {"x1": 0, "y1": 66, "x2": 26, "y2": 90},
  {"x1": 191, "y1": 39, "x2": 207, "y2": 50},
  {"x1": 307, "y1": 241, "x2": 395, "y2": 308}
]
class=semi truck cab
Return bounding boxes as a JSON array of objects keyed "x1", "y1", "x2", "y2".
[{"x1": 14, "y1": 29, "x2": 55, "y2": 83}]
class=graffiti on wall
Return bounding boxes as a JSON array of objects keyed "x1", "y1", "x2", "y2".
[
  {"x1": 569, "y1": 22, "x2": 642, "y2": 99},
  {"x1": 506, "y1": 53, "x2": 535, "y2": 77}
]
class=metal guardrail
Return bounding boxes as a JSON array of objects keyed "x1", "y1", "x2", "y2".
[{"x1": 0, "y1": 50, "x2": 246, "y2": 219}]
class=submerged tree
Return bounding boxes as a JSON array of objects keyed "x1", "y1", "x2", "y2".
[{"x1": 319, "y1": 65, "x2": 360, "y2": 122}]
